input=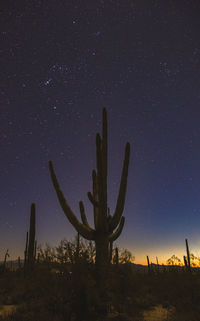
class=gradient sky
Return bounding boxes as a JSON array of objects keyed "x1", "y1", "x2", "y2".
[{"x1": 1, "y1": 1, "x2": 200, "y2": 264}]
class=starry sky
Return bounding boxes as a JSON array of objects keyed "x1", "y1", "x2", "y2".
[{"x1": 1, "y1": 0, "x2": 200, "y2": 264}]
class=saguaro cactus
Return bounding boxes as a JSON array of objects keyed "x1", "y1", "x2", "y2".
[
  {"x1": 185, "y1": 238, "x2": 191, "y2": 272},
  {"x1": 3, "y1": 249, "x2": 9, "y2": 271},
  {"x1": 114, "y1": 247, "x2": 119, "y2": 265},
  {"x1": 75, "y1": 232, "x2": 80, "y2": 263},
  {"x1": 18, "y1": 256, "x2": 21, "y2": 270},
  {"x1": 27, "y1": 203, "x2": 36, "y2": 266},
  {"x1": 49, "y1": 108, "x2": 130, "y2": 269},
  {"x1": 24, "y1": 231, "x2": 28, "y2": 268},
  {"x1": 146, "y1": 255, "x2": 150, "y2": 273}
]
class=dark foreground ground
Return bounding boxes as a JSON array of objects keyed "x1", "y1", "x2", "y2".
[{"x1": 0, "y1": 262, "x2": 199, "y2": 321}]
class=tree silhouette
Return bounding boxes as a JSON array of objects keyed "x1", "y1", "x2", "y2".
[{"x1": 166, "y1": 254, "x2": 181, "y2": 266}]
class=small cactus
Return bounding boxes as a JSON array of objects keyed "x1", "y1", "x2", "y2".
[
  {"x1": 27, "y1": 203, "x2": 36, "y2": 265},
  {"x1": 24, "y1": 231, "x2": 28, "y2": 268},
  {"x1": 34, "y1": 240, "x2": 37, "y2": 261},
  {"x1": 24, "y1": 203, "x2": 36, "y2": 272},
  {"x1": 18, "y1": 256, "x2": 21, "y2": 269},
  {"x1": 147, "y1": 255, "x2": 150, "y2": 273},
  {"x1": 75, "y1": 232, "x2": 80, "y2": 263},
  {"x1": 185, "y1": 238, "x2": 191, "y2": 272},
  {"x1": 3, "y1": 249, "x2": 9, "y2": 271},
  {"x1": 114, "y1": 247, "x2": 119, "y2": 265}
]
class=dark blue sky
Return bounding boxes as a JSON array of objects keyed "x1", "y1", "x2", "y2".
[{"x1": 1, "y1": 0, "x2": 200, "y2": 264}]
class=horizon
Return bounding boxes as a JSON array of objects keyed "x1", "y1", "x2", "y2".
[{"x1": 1, "y1": 233, "x2": 199, "y2": 266}]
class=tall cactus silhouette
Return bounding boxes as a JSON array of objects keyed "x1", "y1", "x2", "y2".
[
  {"x1": 24, "y1": 231, "x2": 28, "y2": 268},
  {"x1": 26, "y1": 203, "x2": 36, "y2": 268},
  {"x1": 147, "y1": 255, "x2": 150, "y2": 273},
  {"x1": 49, "y1": 108, "x2": 130, "y2": 268},
  {"x1": 3, "y1": 249, "x2": 9, "y2": 271},
  {"x1": 185, "y1": 238, "x2": 191, "y2": 272}
]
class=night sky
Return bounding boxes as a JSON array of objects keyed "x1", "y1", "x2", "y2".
[{"x1": 1, "y1": 1, "x2": 200, "y2": 264}]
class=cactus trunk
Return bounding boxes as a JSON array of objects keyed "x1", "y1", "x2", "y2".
[{"x1": 95, "y1": 234, "x2": 109, "y2": 267}]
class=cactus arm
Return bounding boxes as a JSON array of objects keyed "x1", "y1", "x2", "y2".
[
  {"x1": 92, "y1": 170, "x2": 98, "y2": 197},
  {"x1": 96, "y1": 134, "x2": 103, "y2": 208},
  {"x1": 49, "y1": 161, "x2": 95, "y2": 240},
  {"x1": 96, "y1": 133, "x2": 106, "y2": 229},
  {"x1": 110, "y1": 142, "x2": 130, "y2": 230},
  {"x1": 102, "y1": 108, "x2": 108, "y2": 214},
  {"x1": 108, "y1": 216, "x2": 125, "y2": 242},
  {"x1": 92, "y1": 169, "x2": 99, "y2": 229},
  {"x1": 102, "y1": 108, "x2": 108, "y2": 178},
  {"x1": 87, "y1": 192, "x2": 99, "y2": 207},
  {"x1": 79, "y1": 201, "x2": 93, "y2": 230}
]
